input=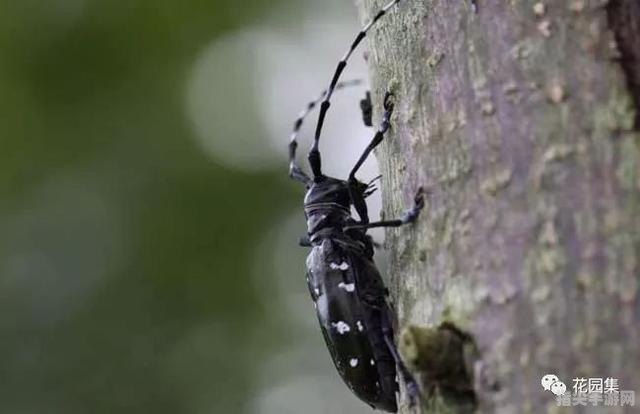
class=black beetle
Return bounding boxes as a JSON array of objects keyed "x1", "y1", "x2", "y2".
[{"x1": 286, "y1": 0, "x2": 423, "y2": 411}]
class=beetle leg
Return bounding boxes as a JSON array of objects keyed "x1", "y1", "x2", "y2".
[
  {"x1": 298, "y1": 235, "x2": 312, "y2": 247},
  {"x1": 381, "y1": 306, "x2": 421, "y2": 407},
  {"x1": 345, "y1": 187, "x2": 425, "y2": 231},
  {"x1": 348, "y1": 92, "x2": 394, "y2": 223},
  {"x1": 309, "y1": 0, "x2": 402, "y2": 179},
  {"x1": 348, "y1": 187, "x2": 370, "y2": 224},
  {"x1": 349, "y1": 91, "x2": 394, "y2": 181},
  {"x1": 360, "y1": 91, "x2": 373, "y2": 127}
]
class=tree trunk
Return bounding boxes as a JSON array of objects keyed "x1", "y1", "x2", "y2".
[{"x1": 354, "y1": 0, "x2": 640, "y2": 412}]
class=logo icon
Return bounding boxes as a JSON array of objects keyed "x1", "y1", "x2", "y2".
[
  {"x1": 542, "y1": 374, "x2": 560, "y2": 391},
  {"x1": 545, "y1": 375, "x2": 636, "y2": 407},
  {"x1": 541, "y1": 374, "x2": 566, "y2": 395},
  {"x1": 551, "y1": 380, "x2": 567, "y2": 396}
]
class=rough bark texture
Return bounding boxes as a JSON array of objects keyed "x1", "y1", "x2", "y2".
[{"x1": 354, "y1": 0, "x2": 640, "y2": 413}]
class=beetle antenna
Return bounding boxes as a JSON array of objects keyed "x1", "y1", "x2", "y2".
[
  {"x1": 289, "y1": 79, "x2": 363, "y2": 185},
  {"x1": 308, "y1": 0, "x2": 402, "y2": 179}
]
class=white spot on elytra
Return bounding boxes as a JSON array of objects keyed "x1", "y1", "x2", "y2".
[
  {"x1": 370, "y1": 359, "x2": 375, "y2": 366},
  {"x1": 329, "y1": 261, "x2": 349, "y2": 271},
  {"x1": 314, "y1": 288, "x2": 320, "y2": 296},
  {"x1": 356, "y1": 320, "x2": 364, "y2": 331},
  {"x1": 349, "y1": 358, "x2": 359, "y2": 367},
  {"x1": 338, "y1": 282, "x2": 355, "y2": 292},
  {"x1": 331, "y1": 321, "x2": 351, "y2": 334}
]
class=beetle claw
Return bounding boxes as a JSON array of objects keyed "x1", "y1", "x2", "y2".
[
  {"x1": 383, "y1": 91, "x2": 395, "y2": 112},
  {"x1": 404, "y1": 375, "x2": 421, "y2": 410},
  {"x1": 414, "y1": 187, "x2": 425, "y2": 209}
]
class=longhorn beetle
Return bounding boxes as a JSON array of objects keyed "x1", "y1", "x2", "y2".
[{"x1": 287, "y1": 0, "x2": 423, "y2": 411}]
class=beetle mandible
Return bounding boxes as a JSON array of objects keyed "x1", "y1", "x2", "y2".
[{"x1": 287, "y1": 0, "x2": 423, "y2": 411}]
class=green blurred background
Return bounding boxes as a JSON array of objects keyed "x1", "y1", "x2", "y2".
[{"x1": 0, "y1": 1, "x2": 381, "y2": 413}]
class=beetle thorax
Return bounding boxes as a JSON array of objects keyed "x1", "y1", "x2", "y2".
[
  {"x1": 303, "y1": 176, "x2": 351, "y2": 210},
  {"x1": 303, "y1": 177, "x2": 354, "y2": 236}
]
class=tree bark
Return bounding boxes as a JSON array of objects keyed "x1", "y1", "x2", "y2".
[{"x1": 354, "y1": 0, "x2": 640, "y2": 412}]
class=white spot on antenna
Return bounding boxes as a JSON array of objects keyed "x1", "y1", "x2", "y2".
[
  {"x1": 314, "y1": 288, "x2": 320, "y2": 296},
  {"x1": 356, "y1": 320, "x2": 364, "y2": 331},
  {"x1": 349, "y1": 358, "x2": 359, "y2": 367},
  {"x1": 329, "y1": 261, "x2": 350, "y2": 271},
  {"x1": 338, "y1": 282, "x2": 355, "y2": 292},
  {"x1": 370, "y1": 359, "x2": 375, "y2": 366},
  {"x1": 331, "y1": 321, "x2": 351, "y2": 334}
]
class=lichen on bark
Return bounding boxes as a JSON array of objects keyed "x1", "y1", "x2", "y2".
[{"x1": 355, "y1": 0, "x2": 640, "y2": 412}]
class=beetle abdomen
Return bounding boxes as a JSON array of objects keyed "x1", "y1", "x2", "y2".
[{"x1": 306, "y1": 239, "x2": 398, "y2": 412}]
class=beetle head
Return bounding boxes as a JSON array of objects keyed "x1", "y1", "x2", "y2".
[{"x1": 304, "y1": 175, "x2": 377, "y2": 209}]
